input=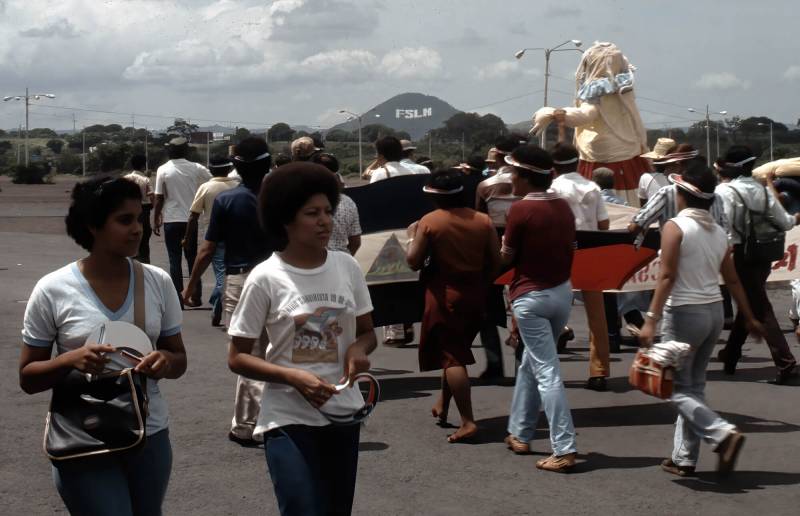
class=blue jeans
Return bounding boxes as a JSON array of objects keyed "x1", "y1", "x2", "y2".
[
  {"x1": 264, "y1": 424, "x2": 360, "y2": 516},
  {"x1": 53, "y1": 429, "x2": 172, "y2": 516},
  {"x1": 163, "y1": 222, "x2": 200, "y2": 305},
  {"x1": 209, "y1": 243, "x2": 225, "y2": 321},
  {"x1": 508, "y1": 281, "x2": 577, "y2": 456},
  {"x1": 662, "y1": 302, "x2": 735, "y2": 467}
]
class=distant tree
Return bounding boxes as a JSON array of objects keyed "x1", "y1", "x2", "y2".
[
  {"x1": 95, "y1": 143, "x2": 131, "y2": 172},
  {"x1": 105, "y1": 124, "x2": 124, "y2": 133},
  {"x1": 28, "y1": 128, "x2": 58, "y2": 138},
  {"x1": 738, "y1": 116, "x2": 788, "y2": 134},
  {"x1": 324, "y1": 129, "x2": 353, "y2": 142},
  {"x1": 0, "y1": 129, "x2": 6, "y2": 137},
  {"x1": 0, "y1": 141, "x2": 12, "y2": 154},
  {"x1": 268, "y1": 123, "x2": 295, "y2": 142},
  {"x1": 167, "y1": 118, "x2": 199, "y2": 138},
  {"x1": 57, "y1": 150, "x2": 83, "y2": 174},
  {"x1": 431, "y1": 112, "x2": 507, "y2": 151},
  {"x1": 233, "y1": 127, "x2": 251, "y2": 142},
  {"x1": 46, "y1": 139, "x2": 64, "y2": 154}
]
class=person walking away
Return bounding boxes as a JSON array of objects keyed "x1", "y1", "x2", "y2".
[
  {"x1": 20, "y1": 176, "x2": 187, "y2": 515},
  {"x1": 400, "y1": 140, "x2": 432, "y2": 175},
  {"x1": 369, "y1": 136, "x2": 417, "y2": 345},
  {"x1": 406, "y1": 170, "x2": 501, "y2": 441},
  {"x1": 637, "y1": 138, "x2": 676, "y2": 206},
  {"x1": 501, "y1": 145, "x2": 579, "y2": 472},
  {"x1": 638, "y1": 162, "x2": 765, "y2": 477},
  {"x1": 183, "y1": 138, "x2": 275, "y2": 446},
  {"x1": 153, "y1": 137, "x2": 211, "y2": 307},
  {"x1": 715, "y1": 145, "x2": 800, "y2": 384},
  {"x1": 313, "y1": 152, "x2": 362, "y2": 255},
  {"x1": 184, "y1": 156, "x2": 238, "y2": 326},
  {"x1": 124, "y1": 154, "x2": 154, "y2": 263},
  {"x1": 228, "y1": 162, "x2": 377, "y2": 515},
  {"x1": 290, "y1": 136, "x2": 321, "y2": 162},
  {"x1": 549, "y1": 142, "x2": 612, "y2": 391}
]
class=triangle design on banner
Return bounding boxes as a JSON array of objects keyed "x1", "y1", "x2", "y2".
[{"x1": 365, "y1": 233, "x2": 418, "y2": 284}]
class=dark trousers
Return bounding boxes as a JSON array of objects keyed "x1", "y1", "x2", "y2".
[
  {"x1": 163, "y1": 222, "x2": 200, "y2": 305},
  {"x1": 264, "y1": 424, "x2": 360, "y2": 516},
  {"x1": 724, "y1": 245, "x2": 797, "y2": 373},
  {"x1": 479, "y1": 322, "x2": 503, "y2": 374},
  {"x1": 136, "y1": 205, "x2": 152, "y2": 264},
  {"x1": 53, "y1": 429, "x2": 172, "y2": 516}
]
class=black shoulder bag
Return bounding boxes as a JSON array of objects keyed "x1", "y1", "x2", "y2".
[
  {"x1": 44, "y1": 261, "x2": 150, "y2": 461},
  {"x1": 729, "y1": 185, "x2": 786, "y2": 264}
]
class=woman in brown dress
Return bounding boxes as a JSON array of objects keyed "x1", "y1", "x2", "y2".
[{"x1": 407, "y1": 170, "x2": 501, "y2": 442}]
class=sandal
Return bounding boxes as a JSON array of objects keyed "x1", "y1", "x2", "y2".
[
  {"x1": 715, "y1": 430, "x2": 745, "y2": 477},
  {"x1": 660, "y1": 459, "x2": 695, "y2": 477},
  {"x1": 535, "y1": 453, "x2": 576, "y2": 472},
  {"x1": 504, "y1": 435, "x2": 530, "y2": 455}
]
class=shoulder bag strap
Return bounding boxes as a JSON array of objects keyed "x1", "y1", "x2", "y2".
[
  {"x1": 727, "y1": 185, "x2": 750, "y2": 240},
  {"x1": 132, "y1": 260, "x2": 146, "y2": 332}
]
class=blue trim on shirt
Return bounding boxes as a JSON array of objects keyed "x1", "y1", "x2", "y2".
[
  {"x1": 23, "y1": 336, "x2": 53, "y2": 348},
  {"x1": 159, "y1": 325, "x2": 181, "y2": 338},
  {"x1": 70, "y1": 258, "x2": 134, "y2": 321}
]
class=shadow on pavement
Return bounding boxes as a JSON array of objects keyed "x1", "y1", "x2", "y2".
[
  {"x1": 707, "y1": 366, "x2": 797, "y2": 384},
  {"x1": 673, "y1": 471, "x2": 800, "y2": 493},
  {"x1": 571, "y1": 452, "x2": 662, "y2": 473},
  {"x1": 378, "y1": 376, "x2": 439, "y2": 400}
]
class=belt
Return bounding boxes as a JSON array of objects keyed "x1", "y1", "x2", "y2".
[{"x1": 226, "y1": 265, "x2": 254, "y2": 275}]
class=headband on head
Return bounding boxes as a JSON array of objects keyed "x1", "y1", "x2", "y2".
[
  {"x1": 209, "y1": 161, "x2": 234, "y2": 169},
  {"x1": 504, "y1": 155, "x2": 552, "y2": 175},
  {"x1": 233, "y1": 151, "x2": 271, "y2": 163},
  {"x1": 423, "y1": 185, "x2": 464, "y2": 195},
  {"x1": 552, "y1": 157, "x2": 579, "y2": 165},
  {"x1": 723, "y1": 156, "x2": 757, "y2": 168},
  {"x1": 669, "y1": 173, "x2": 715, "y2": 200},
  {"x1": 653, "y1": 150, "x2": 699, "y2": 164}
]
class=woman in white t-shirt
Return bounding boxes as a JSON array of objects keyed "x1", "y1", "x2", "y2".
[
  {"x1": 19, "y1": 176, "x2": 187, "y2": 515},
  {"x1": 227, "y1": 162, "x2": 377, "y2": 516},
  {"x1": 638, "y1": 163, "x2": 764, "y2": 478}
]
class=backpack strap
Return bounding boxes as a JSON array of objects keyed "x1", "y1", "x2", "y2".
[{"x1": 132, "y1": 260, "x2": 146, "y2": 332}]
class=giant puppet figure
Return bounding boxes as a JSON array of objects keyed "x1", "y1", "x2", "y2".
[{"x1": 531, "y1": 41, "x2": 650, "y2": 206}]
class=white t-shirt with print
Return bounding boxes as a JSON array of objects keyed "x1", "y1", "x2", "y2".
[
  {"x1": 228, "y1": 251, "x2": 373, "y2": 436},
  {"x1": 154, "y1": 158, "x2": 212, "y2": 223},
  {"x1": 21, "y1": 259, "x2": 183, "y2": 436}
]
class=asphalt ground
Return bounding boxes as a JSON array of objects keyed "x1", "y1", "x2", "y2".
[{"x1": 1, "y1": 176, "x2": 799, "y2": 516}]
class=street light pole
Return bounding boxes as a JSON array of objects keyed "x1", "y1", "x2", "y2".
[
  {"x1": 758, "y1": 122, "x2": 774, "y2": 161},
  {"x1": 3, "y1": 88, "x2": 56, "y2": 167},
  {"x1": 515, "y1": 39, "x2": 582, "y2": 147},
  {"x1": 82, "y1": 127, "x2": 86, "y2": 176},
  {"x1": 688, "y1": 105, "x2": 727, "y2": 166},
  {"x1": 338, "y1": 110, "x2": 379, "y2": 174}
]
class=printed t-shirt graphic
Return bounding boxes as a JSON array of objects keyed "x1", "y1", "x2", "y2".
[{"x1": 292, "y1": 306, "x2": 344, "y2": 363}]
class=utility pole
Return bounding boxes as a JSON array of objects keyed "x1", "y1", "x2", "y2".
[
  {"x1": 461, "y1": 132, "x2": 465, "y2": 161},
  {"x1": 144, "y1": 126, "x2": 149, "y2": 172},
  {"x1": 72, "y1": 113, "x2": 76, "y2": 133},
  {"x1": 24, "y1": 87, "x2": 29, "y2": 167},
  {"x1": 206, "y1": 131, "x2": 210, "y2": 167},
  {"x1": 81, "y1": 127, "x2": 86, "y2": 176}
]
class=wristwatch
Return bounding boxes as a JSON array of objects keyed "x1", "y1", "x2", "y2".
[{"x1": 645, "y1": 311, "x2": 661, "y2": 322}]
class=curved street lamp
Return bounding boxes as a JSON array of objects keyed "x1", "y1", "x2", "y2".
[
  {"x1": 3, "y1": 87, "x2": 56, "y2": 166},
  {"x1": 338, "y1": 109, "x2": 380, "y2": 174},
  {"x1": 688, "y1": 106, "x2": 727, "y2": 165},
  {"x1": 515, "y1": 39, "x2": 582, "y2": 145}
]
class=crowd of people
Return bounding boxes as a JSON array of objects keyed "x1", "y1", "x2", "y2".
[{"x1": 17, "y1": 124, "x2": 800, "y2": 514}]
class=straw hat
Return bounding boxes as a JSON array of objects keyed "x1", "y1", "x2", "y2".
[{"x1": 640, "y1": 138, "x2": 676, "y2": 159}]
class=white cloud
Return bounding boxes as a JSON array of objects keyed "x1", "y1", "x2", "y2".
[
  {"x1": 19, "y1": 18, "x2": 82, "y2": 38},
  {"x1": 201, "y1": 0, "x2": 237, "y2": 21},
  {"x1": 300, "y1": 49, "x2": 378, "y2": 75},
  {"x1": 784, "y1": 65, "x2": 800, "y2": 81},
  {"x1": 694, "y1": 72, "x2": 750, "y2": 90},
  {"x1": 476, "y1": 60, "x2": 541, "y2": 81},
  {"x1": 379, "y1": 47, "x2": 442, "y2": 79}
]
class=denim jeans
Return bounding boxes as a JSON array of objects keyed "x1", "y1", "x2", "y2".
[
  {"x1": 52, "y1": 429, "x2": 172, "y2": 516},
  {"x1": 662, "y1": 302, "x2": 735, "y2": 467},
  {"x1": 264, "y1": 424, "x2": 360, "y2": 516},
  {"x1": 163, "y1": 222, "x2": 200, "y2": 305},
  {"x1": 209, "y1": 243, "x2": 225, "y2": 321},
  {"x1": 508, "y1": 281, "x2": 577, "y2": 456}
]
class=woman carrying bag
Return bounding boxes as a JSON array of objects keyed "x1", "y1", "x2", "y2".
[
  {"x1": 638, "y1": 160, "x2": 764, "y2": 477},
  {"x1": 19, "y1": 176, "x2": 187, "y2": 515}
]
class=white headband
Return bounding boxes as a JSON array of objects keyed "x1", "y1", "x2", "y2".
[
  {"x1": 552, "y1": 157, "x2": 579, "y2": 165},
  {"x1": 669, "y1": 173, "x2": 715, "y2": 200},
  {"x1": 209, "y1": 161, "x2": 234, "y2": 169},
  {"x1": 233, "y1": 151, "x2": 271, "y2": 163},
  {"x1": 504, "y1": 155, "x2": 552, "y2": 175},
  {"x1": 422, "y1": 185, "x2": 464, "y2": 195},
  {"x1": 723, "y1": 156, "x2": 757, "y2": 168}
]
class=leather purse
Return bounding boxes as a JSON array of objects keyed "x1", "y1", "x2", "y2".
[
  {"x1": 628, "y1": 348, "x2": 674, "y2": 399},
  {"x1": 44, "y1": 261, "x2": 150, "y2": 461}
]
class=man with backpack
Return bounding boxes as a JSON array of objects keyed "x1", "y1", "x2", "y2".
[{"x1": 716, "y1": 146, "x2": 800, "y2": 384}]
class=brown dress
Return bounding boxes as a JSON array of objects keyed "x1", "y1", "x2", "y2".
[{"x1": 417, "y1": 208, "x2": 495, "y2": 371}]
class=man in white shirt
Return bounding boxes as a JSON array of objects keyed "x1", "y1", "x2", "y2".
[
  {"x1": 399, "y1": 140, "x2": 432, "y2": 175},
  {"x1": 369, "y1": 136, "x2": 415, "y2": 184},
  {"x1": 368, "y1": 136, "x2": 415, "y2": 344},
  {"x1": 715, "y1": 145, "x2": 799, "y2": 384},
  {"x1": 637, "y1": 137, "x2": 675, "y2": 206},
  {"x1": 124, "y1": 154, "x2": 154, "y2": 263},
  {"x1": 153, "y1": 137, "x2": 212, "y2": 307},
  {"x1": 549, "y1": 142, "x2": 612, "y2": 391}
]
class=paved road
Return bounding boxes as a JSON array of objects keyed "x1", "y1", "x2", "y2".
[{"x1": 1, "y1": 177, "x2": 799, "y2": 515}]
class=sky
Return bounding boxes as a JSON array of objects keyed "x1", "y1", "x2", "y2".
[{"x1": 1, "y1": 0, "x2": 798, "y2": 132}]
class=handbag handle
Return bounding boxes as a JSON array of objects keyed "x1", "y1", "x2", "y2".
[{"x1": 132, "y1": 260, "x2": 146, "y2": 332}]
